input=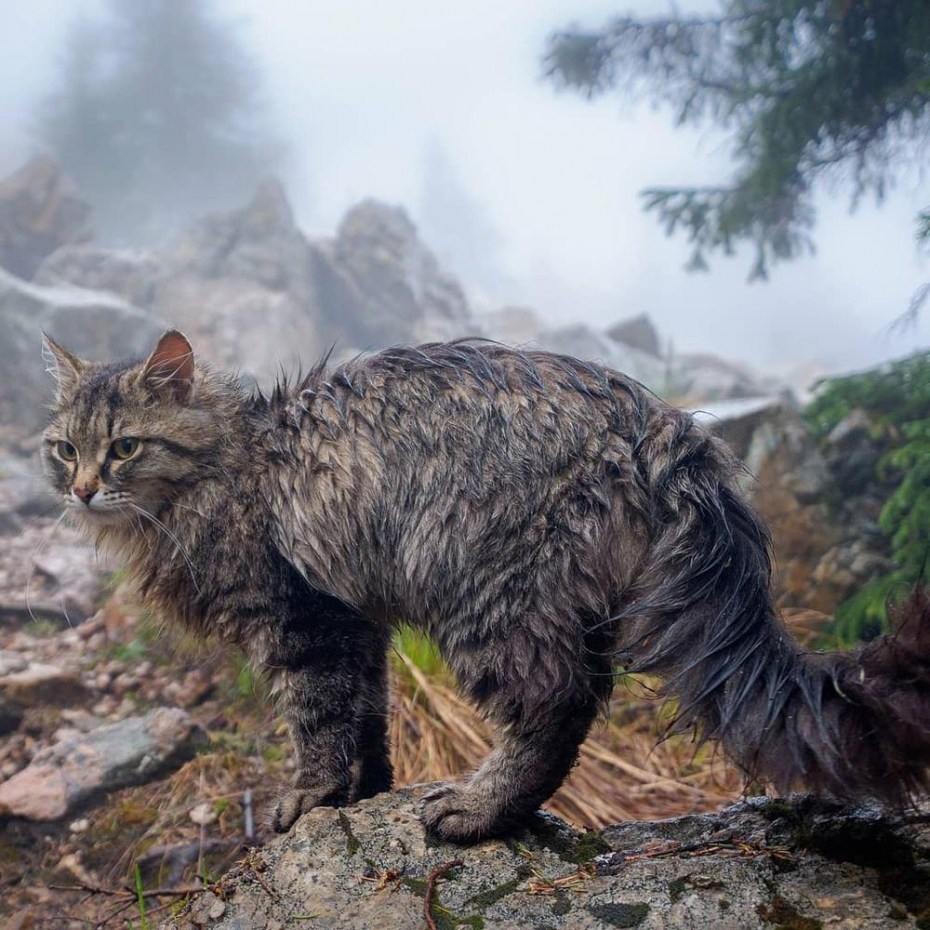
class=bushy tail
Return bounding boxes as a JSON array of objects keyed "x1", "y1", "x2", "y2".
[{"x1": 615, "y1": 442, "x2": 930, "y2": 806}]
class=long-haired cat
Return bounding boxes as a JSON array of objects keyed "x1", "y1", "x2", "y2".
[{"x1": 42, "y1": 330, "x2": 930, "y2": 841}]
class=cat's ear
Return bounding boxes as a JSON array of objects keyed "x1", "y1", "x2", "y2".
[
  {"x1": 42, "y1": 332, "x2": 86, "y2": 401},
  {"x1": 139, "y1": 330, "x2": 195, "y2": 402}
]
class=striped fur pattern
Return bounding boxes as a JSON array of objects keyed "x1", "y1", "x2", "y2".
[{"x1": 41, "y1": 331, "x2": 930, "y2": 841}]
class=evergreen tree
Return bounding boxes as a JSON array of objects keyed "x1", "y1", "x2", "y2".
[
  {"x1": 39, "y1": 0, "x2": 279, "y2": 243},
  {"x1": 544, "y1": 2, "x2": 930, "y2": 279}
]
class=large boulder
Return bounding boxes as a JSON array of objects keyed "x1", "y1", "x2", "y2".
[
  {"x1": 477, "y1": 305, "x2": 544, "y2": 345},
  {"x1": 167, "y1": 787, "x2": 930, "y2": 929},
  {"x1": 672, "y1": 351, "x2": 778, "y2": 403},
  {"x1": 533, "y1": 323, "x2": 668, "y2": 391},
  {"x1": 0, "y1": 269, "x2": 165, "y2": 431},
  {"x1": 32, "y1": 184, "x2": 481, "y2": 385},
  {"x1": 36, "y1": 245, "x2": 161, "y2": 308},
  {"x1": 332, "y1": 199, "x2": 474, "y2": 347},
  {"x1": 156, "y1": 188, "x2": 476, "y2": 380},
  {"x1": 151, "y1": 179, "x2": 327, "y2": 380},
  {"x1": 0, "y1": 156, "x2": 92, "y2": 280},
  {"x1": 606, "y1": 313, "x2": 662, "y2": 357}
]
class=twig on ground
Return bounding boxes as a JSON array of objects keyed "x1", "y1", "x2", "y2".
[
  {"x1": 422, "y1": 859, "x2": 463, "y2": 930},
  {"x1": 526, "y1": 865, "x2": 593, "y2": 896}
]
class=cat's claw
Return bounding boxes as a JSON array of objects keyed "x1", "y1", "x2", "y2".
[
  {"x1": 271, "y1": 783, "x2": 349, "y2": 832},
  {"x1": 421, "y1": 782, "x2": 507, "y2": 843}
]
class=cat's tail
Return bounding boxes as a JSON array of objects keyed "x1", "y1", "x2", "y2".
[{"x1": 615, "y1": 429, "x2": 930, "y2": 806}]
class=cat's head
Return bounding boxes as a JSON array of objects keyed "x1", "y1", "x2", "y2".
[{"x1": 42, "y1": 330, "x2": 226, "y2": 530}]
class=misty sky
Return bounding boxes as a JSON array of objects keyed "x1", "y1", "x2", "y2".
[{"x1": 3, "y1": 0, "x2": 928, "y2": 382}]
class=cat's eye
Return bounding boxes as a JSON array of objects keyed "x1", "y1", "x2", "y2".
[
  {"x1": 57, "y1": 440, "x2": 77, "y2": 462},
  {"x1": 111, "y1": 437, "x2": 141, "y2": 460}
]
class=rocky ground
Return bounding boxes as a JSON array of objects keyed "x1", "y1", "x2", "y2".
[
  {"x1": 0, "y1": 578, "x2": 289, "y2": 928},
  {"x1": 175, "y1": 789, "x2": 930, "y2": 930}
]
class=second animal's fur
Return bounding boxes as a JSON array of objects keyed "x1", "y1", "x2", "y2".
[{"x1": 42, "y1": 332, "x2": 930, "y2": 840}]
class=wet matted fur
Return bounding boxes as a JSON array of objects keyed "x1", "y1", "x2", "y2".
[{"x1": 41, "y1": 330, "x2": 930, "y2": 841}]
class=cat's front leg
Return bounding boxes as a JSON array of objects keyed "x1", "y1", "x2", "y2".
[
  {"x1": 270, "y1": 660, "x2": 361, "y2": 832},
  {"x1": 259, "y1": 595, "x2": 377, "y2": 833}
]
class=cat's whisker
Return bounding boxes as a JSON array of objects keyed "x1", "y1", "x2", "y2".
[
  {"x1": 24, "y1": 511, "x2": 68, "y2": 626},
  {"x1": 131, "y1": 503, "x2": 203, "y2": 597}
]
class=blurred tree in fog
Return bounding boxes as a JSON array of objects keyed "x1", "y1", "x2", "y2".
[
  {"x1": 545, "y1": 1, "x2": 930, "y2": 280},
  {"x1": 40, "y1": 0, "x2": 279, "y2": 243}
]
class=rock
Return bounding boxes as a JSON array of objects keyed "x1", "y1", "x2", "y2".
[
  {"x1": 164, "y1": 788, "x2": 930, "y2": 930},
  {"x1": 0, "y1": 697, "x2": 22, "y2": 736},
  {"x1": 672, "y1": 351, "x2": 777, "y2": 403},
  {"x1": 153, "y1": 274, "x2": 320, "y2": 387},
  {"x1": 0, "y1": 707, "x2": 205, "y2": 821},
  {"x1": 189, "y1": 802, "x2": 218, "y2": 826},
  {"x1": 0, "y1": 156, "x2": 92, "y2": 280},
  {"x1": 0, "y1": 515, "x2": 108, "y2": 629},
  {"x1": 166, "y1": 179, "x2": 311, "y2": 295},
  {"x1": 478, "y1": 304, "x2": 543, "y2": 345},
  {"x1": 36, "y1": 245, "x2": 161, "y2": 308},
  {"x1": 0, "y1": 657, "x2": 90, "y2": 709},
  {"x1": 534, "y1": 323, "x2": 668, "y2": 391},
  {"x1": 150, "y1": 180, "x2": 327, "y2": 382},
  {"x1": 31, "y1": 182, "x2": 472, "y2": 384},
  {"x1": 0, "y1": 451, "x2": 58, "y2": 520},
  {"x1": 151, "y1": 188, "x2": 476, "y2": 383},
  {"x1": 695, "y1": 395, "x2": 830, "y2": 504},
  {"x1": 606, "y1": 313, "x2": 661, "y2": 357},
  {"x1": 0, "y1": 268, "x2": 165, "y2": 431},
  {"x1": 822, "y1": 409, "x2": 886, "y2": 499},
  {"x1": 332, "y1": 199, "x2": 473, "y2": 347}
]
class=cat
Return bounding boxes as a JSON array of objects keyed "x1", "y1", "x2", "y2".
[{"x1": 42, "y1": 329, "x2": 930, "y2": 841}]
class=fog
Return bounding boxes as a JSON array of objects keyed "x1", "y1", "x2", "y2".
[{"x1": 2, "y1": 0, "x2": 927, "y2": 381}]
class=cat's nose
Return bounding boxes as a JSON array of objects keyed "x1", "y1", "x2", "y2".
[{"x1": 73, "y1": 486, "x2": 97, "y2": 505}]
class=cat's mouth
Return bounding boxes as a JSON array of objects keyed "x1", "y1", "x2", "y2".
[{"x1": 66, "y1": 495, "x2": 135, "y2": 527}]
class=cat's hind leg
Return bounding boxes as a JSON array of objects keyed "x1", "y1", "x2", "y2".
[{"x1": 421, "y1": 623, "x2": 610, "y2": 842}]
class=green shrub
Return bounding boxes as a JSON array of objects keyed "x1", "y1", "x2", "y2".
[{"x1": 805, "y1": 350, "x2": 930, "y2": 642}]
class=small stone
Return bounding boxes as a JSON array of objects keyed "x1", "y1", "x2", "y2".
[
  {"x1": 77, "y1": 614, "x2": 106, "y2": 639},
  {"x1": 190, "y1": 802, "x2": 218, "y2": 826},
  {"x1": 111, "y1": 672, "x2": 138, "y2": 696},
  {"x1": 52, "y1": 726, "x2": 82, "y2": 744},
  {"x1": 188, "y1": 891, "x2": 224, "y2": 926},
  {"x1": 0, "y1": 653, "x2": 28, "y2": 677},
  {"x1": 69, "y1": 818, "x2": 89, "y2": 833},
  {"x1": 173, "y1": 668, "x2": 214, "y2": 708},
  {"x1": 85, "y1": 632, "x2": 107, "y2": 652},
  {"x1": 91, "y1": 697, "x2": 115, "y2": 716}
]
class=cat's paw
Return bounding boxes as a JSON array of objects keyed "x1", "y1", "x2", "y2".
[
  {"x1": 271, "y1": 783, "x2": 349, "y2": 833},
  {"x1": 420, "y1": 782, "x2": 508, "y2": 843}
]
